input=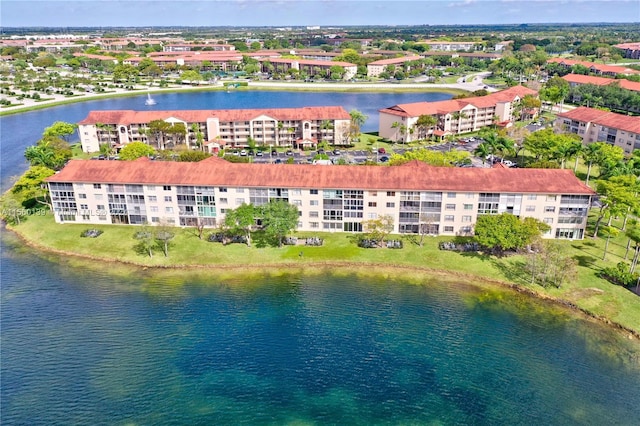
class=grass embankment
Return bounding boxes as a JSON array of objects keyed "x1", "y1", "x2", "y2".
[{"x1": 8, "y1": 212, "x2": 639, "y2": 336}]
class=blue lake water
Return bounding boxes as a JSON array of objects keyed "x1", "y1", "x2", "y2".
[{"x1": 2, "y1": 91, "x2": 640, "y2": 424}]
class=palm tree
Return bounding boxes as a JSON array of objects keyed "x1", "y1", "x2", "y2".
[
  {"x1": 474, "y1": 142, "x2": 492, "y2": 167},
  {"x1": 626, "y1": 225, "x2": 640, "y2": 274},
  {"x1": 416, "y1": 114, "x2": 437, "y2": 140},
  {"x1": 581, "y1": 143, "x2": 602, "y2": 185},
  {"x1": 451, "y1": 111, "x2": 468, "y2": 134},
  {"x1": 391, "y1": 121, "x2": 401, "y2": 143}
]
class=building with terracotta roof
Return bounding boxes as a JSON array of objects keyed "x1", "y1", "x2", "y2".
[
  {"x1": 547, "y1": 58, "x2": 640, "y2": 77},
  {"x1": 367, "y1": 56, "x2": 423, "y2": 78},
  {"x1": 555, "y1": 106, "x2": 640, "y2": 155},
  {"x1": 379, "y1": 86, "x2": 538, "y2": 143},
  {"x1": 77, "y1": 106, "x2": 352, "y2": 153},
  {"x1": 562, "y1": 73, "x2": 640, "y2": 93},
  {"x1": 47, "y1": 157, "x2": 593, "y2": 240},
  {"x1": 614, "y1": 42, "x2": 640, "y2": 59},
  {"x1": 259, "y1": 58, "x2": 357, "y2": 80}
]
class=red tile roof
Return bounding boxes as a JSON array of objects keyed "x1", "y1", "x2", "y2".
[
  {"x1": 78, "y1": 106, "x2": 351, "y2": 126},
  {"x1": 562, "y1": 73, "x2": 640, "y2": 92},
  {"x1": 379, "y1": 86, "x2": 537, "y2": 117},
  {"x1": 262, "y1": 58, "x2": 357, "y2": 67},
  {"x1": 547, "y1": 58, "x2": 639, "y2": 75},
  {"x1": 558, "y1": 106, "x2": 640, "y2": 134},
  {"x1": 49, "y1": 157, "x2": 594, "y2": 195}
]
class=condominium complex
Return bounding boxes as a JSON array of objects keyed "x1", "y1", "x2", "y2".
[
  {"x1": 378, "y1": 86, "x2": 538, "y2": 142},
  {"x1": 555, "y1": 106, "x2": 640, "y2": 155},
  {"x1": 47, "y1": 157, "x2": 594, "y2": 240},
  {"x1": 547, "y1": 58, "x2": 640, "y2": 77},
  {"x1": 77, "y1": 106, "x2": 352, "y2": 153},
  {"x1": 366, "y1": 56, "x2": 423, "y2": 78},
  {"x1": 562, "y1": 73, "x2": 640, "y2": 93}
]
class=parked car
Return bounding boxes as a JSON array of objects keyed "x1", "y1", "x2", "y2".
[
  {"x1": 503, "y1": 160, "x2": 514, "y2": 167},
  {"x1": 271, "y1": 150, "x2": 278, "y2": 156},
  {"x1": 378, "y1": 147, "x2": 386, "y2": 154},
  {"x1": 379, "y1": 156, "x2": 389, "y2": 163},
  {"x1": 239, "y1": 150, "x2": 247, "y2": 156},
  {"x1": 333, "y1": 149, "x2": 341, "y2": 155},
  {"x1": 255, "y1": 151, "x2": 264, "y2": 157},
  {"x1": 285, "y1": 150, "x2": 293, "y2": 156}
]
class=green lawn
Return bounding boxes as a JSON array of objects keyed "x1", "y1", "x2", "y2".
[{"x1": 9, "y1": 211, "x2": 640, "y2": 335}]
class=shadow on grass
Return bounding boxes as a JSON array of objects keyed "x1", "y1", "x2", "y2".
[
  {"x1": 574, "y1": 255, "x2": 599, "y2": 270},
  {"x1": 490, "y1": 258, "x2": 530, "y2": 285}
]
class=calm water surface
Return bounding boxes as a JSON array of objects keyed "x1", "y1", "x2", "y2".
[{"x1": 2, "y1": 91, "x2": 640, "y2": 424}]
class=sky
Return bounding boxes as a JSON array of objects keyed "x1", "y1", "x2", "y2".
[{"x1": 1, "y1": 0, "x2": 639, "y2": 27}]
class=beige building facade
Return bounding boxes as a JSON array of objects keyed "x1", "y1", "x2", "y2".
[{"x1": 48, "y1": 158, "x2": 593, "y2": 240}]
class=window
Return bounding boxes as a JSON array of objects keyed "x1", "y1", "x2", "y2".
[
  {"x1": 544, "y1": 206, "x2": 555, "y2": 213},
  {"x1": 368, "y1": 213, "x2": 378, "y2": 219},
  {"x1": 527, "y1": 194, "x2": 537, "y2": 200},
  {"x1": 219, "y1": 198, "x2": 228, "y2": 204},
  {"x1": 444, "y1": 215, "x2": 454, "y2": 221},
  {"x1": 368, "y1": 202, "x2": 377, "y2": 207},
  {"x1": 219, "y1": 187, "x2": 227, "y2": 192},
  {"x1": 444, "y1": 226, "x2": 454, "y2": 232},
  {"x1": 165, "y1": 207, "x2": 174, "y2": 214},
  {"x1": 236, "y1": 198, "x2": 245, "y2": 205},
  {"x1": 148, "y1": 195, "x2": 157, "y2": 202},
  {"x1": 462, "y1": 215, "x2": 472, "y2": 222},
  {"x1": 78, "y1": 193, "x2": 86, "y2": 199},
  {"x1": 387, "y1": 191, "x2": 395, "y2": 197},
  {"x1": 310, "y1": 200, "x2": 319, "y2": 206},
  {"x1": 445, "y1": 204, "x2": 456, "y2": 210},
  {"x1": 464, "y1": 204, "x2": 473, "y2": 210},
  {"x1": 147, "y1": 185, "x2": 156, "y2": 191},
  {"x1": 236, "y1": 188, "x2": 244, "y2": 193},
  {"x1": 151, "y1": 217, "x2": 160, "y2": 223},
  {"x1": 164, "y1": 196, "x2": 172, "y2": 202},
  {"x1": 150, "y1": 206, "x2": 159, "y2": 213},
  {"x1": 309, "y1": 222, "x2": 319, "y2": 228},
  {"x1": 310, "y1": 189, "x2": 318, "y2": 195},
  {"x1": 525, "y1": 205, "x2": 536, "y2": 212},
  {"x1": 80, "y1": 204, "x2": 88, "y2": 210},
  {"x1": 466, "y1": 193, "x2": 474, "y2": 199},
  {"x1": 95, "y1": 194, "x2": 103, "y2": 200},
  {"x1": 220, "y1": 209, "x2": 227, "y2": 214},
  {"x1": 544, "y1": 218, "x2": 553, "y2": 224},
  {"x1": 291, "y1": 189, "x2": 301, "y2": 195},
  {"x1": 163, "y1": 185, "x2": 171, "y2": 191},
  {"x1": 93, "y1": 184, "x2": 101, "y2": 189},
  {"x1": 447, "y1": 192, "x2": 456, "y2": 198},
  {"x1": 546, "y1": 195, "x2": 557, "y2": 202},
  {"x1": 386, "y1": 202, "x2": 395, "y2": 208},
  {"x1": 96, "y1": 205, "x2": 105, "y2": 210},
  {"x1": 309, "y1": 211, "x2": 319, "y2": 218}
]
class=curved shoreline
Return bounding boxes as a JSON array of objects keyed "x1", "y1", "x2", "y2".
[
  {"x1": 0, "y1": 81, "x2": 470, "y2": 116},
  {"x1": 6, "y1": 223, "x2": 639, "y2": 341}
]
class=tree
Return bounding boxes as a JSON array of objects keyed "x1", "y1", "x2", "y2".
[
  {"x1": 155, "y1": 221, "x2": 175, "y2": 257},
  {"x1": 349, "y1": 109, "x2": 368, "y2": 142},
  {"x1": 11, "y1": 166, "x2": 55, "y2": 208},
  {"x1": 626, "y1": 225, "x2": 640, "y2": 275},
  {"x1": 361, "y1": 214, "x2": 394, "y2": 247},
  {"x1": 43, "y1": 121, "x2": 77, "y2": 142},
  {"x1": 415, "y1": 114, "x2": 437, "y2": 140},
  {"x1": 260, "y1": 200, "x2": 299, "y2": 247},
  {"x1": 581, "y1": 142, "x2": 604, "y2": 185},
  {"x1": 525, "y1": 242, "x2": 578, "y2": 288},
  {"x1": 224, "y1": 203, "x2": 257, "y2": 247},
  {"x1": 474, "y1": 213, "x2": 549, "y2": 254},
  {"x1": 593, "y1": 175, "x2": 639, "y2": 238},
  {"x1": 119, "y1": 142, "x2": 156, "y2": 161},
  {"x1": 134, "y1": 224, "x2": 155, "y2": 258},
  {"x1": 180, "y1": 70, "x2": 202, "y2": 85},
  {"x1": 601, "y1": 225, "x2": 620, "y2": 261},
  {"x1": 178, "y1": 150, "x2": 211, "y2": 162},
  {"x1": 0, "y1": 195, "x2": 28, "y2": 225},
  {"x1": 24, "y1": 137, "x2": 72, "y2": 171}
]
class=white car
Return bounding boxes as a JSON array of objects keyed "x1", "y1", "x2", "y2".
[{"x1": 503, "y1": 160, "x2": 514, "y2": 167}]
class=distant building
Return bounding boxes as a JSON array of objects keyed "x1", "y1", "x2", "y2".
[
  {"x1": 366, "y1": 56, "x2": 423, "y2": 78},
  {"x1": 562, "y1": 73, "x2": 640, "y2": 94},
  {"x1": 379, "y1": 86, "x2": 538, "y2": 143},
  {"x1": 547, "y1": 58, "x2": 640, "y2": 77},
  {"x1": 555, "y1": 106, "x2": 640, "y2": 155},
  {"x1": 77, "y1": 107, "x2": 352, "y2": 153},
  {"x1": 613, "y1": 42, "x2": 640, "y2": 59},
  {"x1": 259, "y1": 58, "x2": 357, "y2": 80}
]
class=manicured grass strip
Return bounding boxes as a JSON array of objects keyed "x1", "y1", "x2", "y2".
[{"x1": 8, "y1": 211, "x2": 640, "y2": 335}]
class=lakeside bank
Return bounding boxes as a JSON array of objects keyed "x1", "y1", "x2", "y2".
[
  {"x1": 6, "y1": 213, "x2": 639, "y2": 340},
  {"x1": 0, "y1": 81, "x2": 470, "y2": 116}
]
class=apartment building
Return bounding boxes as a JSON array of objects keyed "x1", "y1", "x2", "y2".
[
  {"x1": 417, "y1": 41, "x2": 482, "y2": 52},
  {"x1": 163, "y1": 44, "x2": 235, "y2": 52},
  {"x1": 613, "y1": 42, "x2": 640, "y2": 59},
  {"x1": 47, "y1": 158, "x2": 594, "y2": 240},
  {"x1": 259, "y1": 58, "x2": 357, "y2": 80},
  {"x1": 547, "y1": 58, "x2": 640, "y2": 77},
  {"x1": 562, "y1": 73, "x2": 640, "y2": 93},
  {"x1": 77, "y1": 107, "x2": 352, "y2": 153},
  {"x1": 379, "y1": 86, "x2": 538, "y2": 142},
  {"x1": 555, "y1": 106, "x2": 640, "y2": 155},
  {"x1": 366, "y1": 56, "x2": 423, "y2": 78}
]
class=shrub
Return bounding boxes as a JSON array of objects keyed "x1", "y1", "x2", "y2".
[
  {"x1": 599, "y1": 262, "x2": 639, "y2": 287},
  {"x1": 81, "y1": 229, "x2": 103, "y2": 238}
]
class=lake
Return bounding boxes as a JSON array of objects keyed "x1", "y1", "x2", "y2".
[{"x1": 1, "y1": 90, "x2": 640, "y2": 424}]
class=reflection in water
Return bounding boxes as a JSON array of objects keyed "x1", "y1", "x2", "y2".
[{"x1": 2, "y1": 232, "x2": 640, "y2": 424}]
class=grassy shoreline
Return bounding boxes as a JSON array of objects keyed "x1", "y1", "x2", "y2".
[{"x1": 6, "y1": 212, "x2": 640, "y2": 339}]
